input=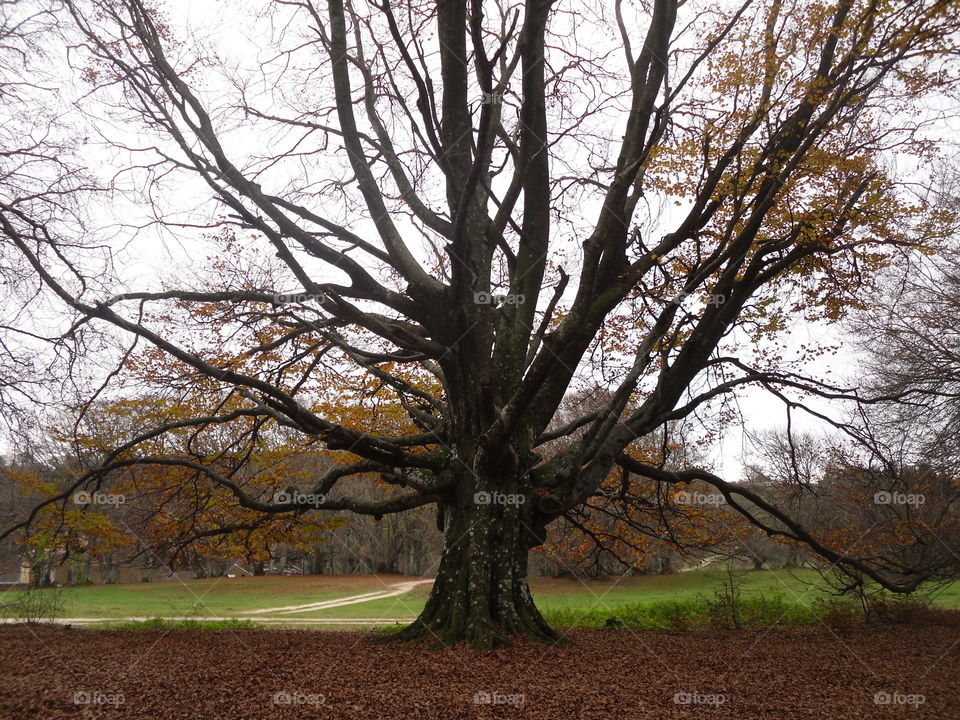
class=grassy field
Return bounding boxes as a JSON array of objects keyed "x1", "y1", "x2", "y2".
[
  {"x1": 240, "y1": 568, "x2": 960, "y2": 620},
  {"x1": 2, "y1": 567, "x2": 957, "y2": 626},
  {"x1": 0, "y1": 574, "x2": 401, "y2": 619}
]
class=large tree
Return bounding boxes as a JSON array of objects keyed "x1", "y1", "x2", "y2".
[{"x1": 2, "y1": 0, "x2": 960, "y2": 647}]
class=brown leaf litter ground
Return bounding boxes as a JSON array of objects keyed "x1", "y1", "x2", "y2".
[{"x1": 0, "y1": 621, "x2": 958, "y2": 719}]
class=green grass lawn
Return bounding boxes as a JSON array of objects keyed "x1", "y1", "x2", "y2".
[
  {"x1": 282, "y1": 568, "x2": 833, "y2": 620},
  {"x1": 533, "y1": 567, "x2": 829, "y2": 610},
  {"x1": 3, "y1": 567, "x2": 957, "y2": 624},
  {"x1": 0, "y1": 574, "x2": 406, "y2": 618}
]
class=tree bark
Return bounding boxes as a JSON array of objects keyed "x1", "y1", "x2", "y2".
[{"x1": 386, "y1": 474, "x2": 561, "y2": 649}]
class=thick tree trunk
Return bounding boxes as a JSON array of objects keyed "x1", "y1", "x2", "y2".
[{"x1": 386, "y1": 477, "x2": 562, "y2": 649}]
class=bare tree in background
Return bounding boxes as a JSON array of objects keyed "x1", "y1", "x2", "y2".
[{"x1": 853, "y1": 222, "x2": 960, "y2": 470}]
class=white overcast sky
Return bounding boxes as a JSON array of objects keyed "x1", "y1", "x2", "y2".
[{"x1": 10, "y1": 0, "x2": 946, "y2": 480}]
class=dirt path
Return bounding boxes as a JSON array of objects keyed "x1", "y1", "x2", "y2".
[
  {"x1": 240, "y1": 578, "x2": 433, "y2": 615},
  {"x1": 0, "y1": 616, "x2": 415, "y2": 626},
  {"x1": 678, "y1": 555, "x2": 722, "y2": 572}
]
